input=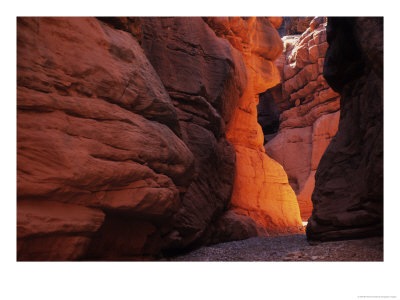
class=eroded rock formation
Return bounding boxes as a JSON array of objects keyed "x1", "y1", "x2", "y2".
[
  {"x1": 205, "y1": 17, "x2": 303, "y2": 234},
  {"x1": 277, "y1": 17, "x2": 315, "y2": 36},
  {"x1": 17, "y1": 17, "x2": 196, "y2": 260},
  {"x1": 262, "y1": 17, "x2": 340, "y2": 220},
  {"x1": 306, "y1": 17, "x2": 383, "y2": 241},
  {"x1": 17, "y1": 16, "x2": 301, "y2": 260},
  {"x1": 138, "y1": 17, "x2": 245, "y2": 250}
]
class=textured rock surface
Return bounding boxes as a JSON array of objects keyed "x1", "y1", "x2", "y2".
[
  {"x1": 17, "y1": 200, "x2": 105, "y2": 260},
  {"x1": 17, "y1": 17, "x2": 195, "y2": 260},
  {"x1": 203, "y1": 210, "x2": 263, "y2": 245},
  {"x1": 206, "y1": 17, "x2": 303, "y2": 234},
  {"x1": 139, "y1": 17, "x2": 245, "y2": 250},
  {"x1": 277, "y1": 17, "x2": 315, "y2": 36},
  {"x1": 19, "y1": 16, "x2": 286, "y2": 260},
  {"x1": 17, "y1": 16, "x2": 314, "y2": 260},
  {"x1": 306, "y1": 17, "x2": 383, "y2": 241},
  {"x1": 263, "y1": 17, "x2": 340, "y2": 220}
]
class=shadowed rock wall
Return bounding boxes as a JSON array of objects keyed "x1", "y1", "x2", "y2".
[
  {"x1": 138, "y1": 17, "x2": 245, "y2": 250},
  {"x1": 306, "y1": 17, "x2": 383, "y2": 241},
  {"x1": 277, "y1": 17, "x2": 315, "y2": 36}
]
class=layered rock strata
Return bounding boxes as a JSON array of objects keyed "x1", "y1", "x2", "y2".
[
  {"x1": 306, "y1": 17, "x2": 383, "y2": 241},
  {"x1": 17, "y1": 16, "x2": 301, "y2": 260},
  {"x1": 138, "y1": 17, "x2": 245, "y2": 250},
  {"x1": 263, "y1": 17, "x2": 340, "y2": 220},
  {"x1": 17, "y1": 17, "x2": 195, "y2": 260},
  {"x1": 205, "y1": 17, "x2": 303, "y2": 234}
]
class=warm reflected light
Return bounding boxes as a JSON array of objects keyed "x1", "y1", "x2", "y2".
[{"x1": 302, "y1": 221, "x2": 308, "y2": 227}]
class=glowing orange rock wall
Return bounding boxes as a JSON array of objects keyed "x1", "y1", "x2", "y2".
[
  {"x1": 264, "y1": 18, "x2": 340, "y2": 220},
  {"x1": 17, "y1": 17, "x2": 308, "y2": 260},
  {"x1": 206, "y1": 17, "x2": 303, "y2": 233}
]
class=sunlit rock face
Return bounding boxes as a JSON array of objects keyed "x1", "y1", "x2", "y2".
[
  {"x1": 263, "y1": 17, "x2": 340, "y2": 220},
  {"x1": 206, "y1": 17, "x2": 303, "y2": 234},
  {"x1": 306, "y1": 17, "x2": 383, "y2": 241}
]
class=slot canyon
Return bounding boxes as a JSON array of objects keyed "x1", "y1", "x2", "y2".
[{"x1": 17, "y1": 16, "x2": 383, "y2": 261}]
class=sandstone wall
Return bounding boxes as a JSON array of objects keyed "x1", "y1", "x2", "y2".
[
  {"x1": 306, "y1": 17, "x2": 383, "y2": 241},
  {"x1": 205, "y1": 17, "x2": 303, "y2": 234},
  {"x1": 263, "y1": 17, "x2": 340, "y2": 220},
  {"x1": 138, "y1": 17, "x2": 248, "y2": 251},
  {"x1": 277, "y1": 17, "x2": 315, "y2": 36},
  {"x1": 17, "y1": 17, "x2": 196, "y2": 260},
  {"x1": 17, "y1": 16, "x2": 300, "y2": 260}
]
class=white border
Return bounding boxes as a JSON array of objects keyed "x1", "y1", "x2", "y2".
[{"x1": 2, "y1": 1, "x2": 398, "y2": 299}]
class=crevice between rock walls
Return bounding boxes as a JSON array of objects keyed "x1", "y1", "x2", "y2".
[
  {"x1": 17, "y1": 17, "x2": 306, "y2": 260},
  {"x1": 258, "y1": 17, "x2": 341, "y2": 222},
  {"x1": 306, "y1": 17, "x2": 383, "y2": 241}
]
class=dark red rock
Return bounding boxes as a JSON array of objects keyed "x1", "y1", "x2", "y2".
[
  {"x1": 138, "y1": 17, "x2": 244, "y2": 250},
  {"x1": 17, "y1": 17, "x2": 250, "y2": 259},
  {"x1": 306, "y1": 17, "x2": 383, "y2": 241},
  {"x1": 17, "y1": 17, "x2": 195, "y2": 260},
  {"x1": 140, "y1": 17, "x2": 247, "y2": 126},
  {"x1": 205, "y1": 210, "x2": 262, "y2": 244},
  {"x1": 17, "y1": 200, "x2": 105, "y2": 261}
]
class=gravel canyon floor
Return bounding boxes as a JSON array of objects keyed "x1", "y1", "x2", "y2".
[{"x1": 169, "y1": 234, "x2": 383, "y2": 261}]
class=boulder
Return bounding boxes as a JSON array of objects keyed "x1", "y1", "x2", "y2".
[
  {"x1": 17, "y1": 17, "x2": 195, "y2": 260},
  {"x1": 205, "y1": 210, "x2": 261, "y2": 244}
]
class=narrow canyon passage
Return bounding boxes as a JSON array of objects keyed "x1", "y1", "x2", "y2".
[
  {"x1": 16, "y1": 16, "x2": 383, "y2": 261},
  {"x1": 257, "y1": 16, "x2": 340, "y2": 222},
  {"x1": 165, "y1": 17, "x2": 349, "y2": 260}
]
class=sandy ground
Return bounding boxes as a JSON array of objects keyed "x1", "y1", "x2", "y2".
[{"x1": 168, "y1": 234, "x2": 383, "y2": 261}]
